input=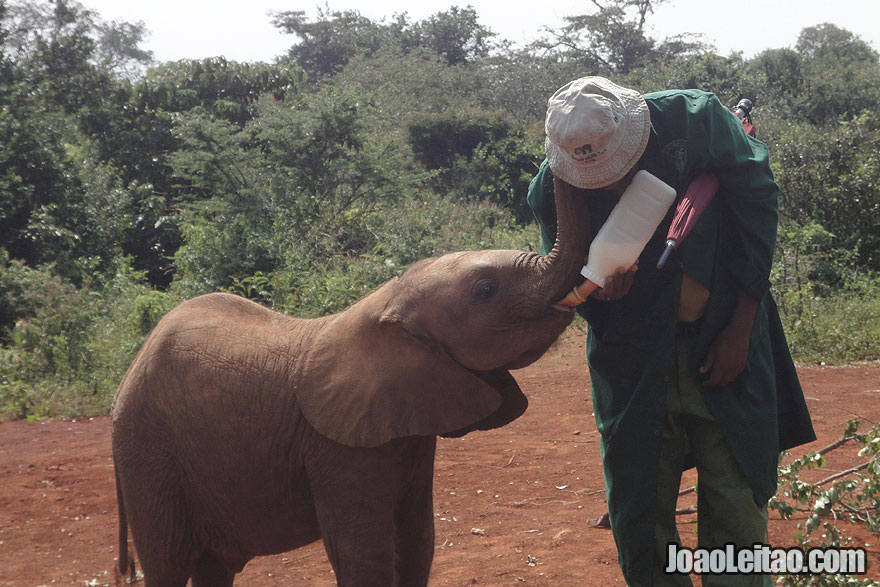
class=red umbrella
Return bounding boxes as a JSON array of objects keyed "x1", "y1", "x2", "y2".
[
  {"x1": 656, "y1": 169, "x2": 719, "y2": 268},
  {"x1": 656, "y1": 99, "x2": 757, "y2": 269}
]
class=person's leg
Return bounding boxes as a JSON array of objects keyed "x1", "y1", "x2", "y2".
[
  {"x1": 640, "y1": 356, "x2": 693, "y2": 587},
  {"x1": 676, "y1": 336, "x2": 772, "y2": 587},
  {"x1": 651, "y1": 423, "x2": 696, "y2": 585}
]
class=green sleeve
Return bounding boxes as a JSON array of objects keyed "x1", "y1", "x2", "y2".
[
  {"x1": 526, "y1": 159, "x2": 558, "y2": 256},
  {"x1": 699, "y1": 94, "x2": 779, "y2": 300}
]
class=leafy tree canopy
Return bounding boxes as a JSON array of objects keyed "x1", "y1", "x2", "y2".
[
  {"x1": 535, "y1": 0, "x2": 707, "y2": 74},
  {"x1": 271, "y1": 4, "x2": 496, "y2": 79}
]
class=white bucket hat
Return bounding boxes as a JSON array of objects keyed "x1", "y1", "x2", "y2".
[{"x1": 544, "y1": 76, "x2": 651, "y2": 190}]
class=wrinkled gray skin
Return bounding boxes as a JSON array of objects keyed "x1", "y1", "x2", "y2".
[{"x1": 112, "y1": 179, "x2": 590, "y2": 586}]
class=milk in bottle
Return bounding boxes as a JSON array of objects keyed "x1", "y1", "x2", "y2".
[{"x1": 580, "y1": 170, "x2": 677, "y2": 288}]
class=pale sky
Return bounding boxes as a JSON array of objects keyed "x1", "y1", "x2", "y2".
[{"x1": 76, "y1": 0, "x2": 880, "y2": 64}]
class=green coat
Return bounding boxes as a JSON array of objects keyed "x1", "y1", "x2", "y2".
[{"x1": 527, "y1": 89, "x2": 815, "y2": 585}]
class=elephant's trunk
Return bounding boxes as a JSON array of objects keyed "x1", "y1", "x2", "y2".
[{"x1": 536, "y1": 177, "x2": 592, "y2": 303}]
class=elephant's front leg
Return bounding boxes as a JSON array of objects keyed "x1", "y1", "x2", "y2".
[
  {"x1": 393, "y1": 437, "x2": 436, "y2": 586},
  {"x1": 309, "y1": 438, "x2": 435, "y2": 587}
]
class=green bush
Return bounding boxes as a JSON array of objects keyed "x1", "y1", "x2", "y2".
[
  {"x1": 0, "y1": 260, "x2": 178, "y2": 419},
  {"x1": 772, "y1": 222, "x2": 880, "y2": 364},
  {"x1": 407, "y1": 107, "x2": 543, "y2": 222},
  {"x1": 0, "y1": 249, "x2": 71, "y2": 340},
  {"x1": 221, "y1": 193, "x2": 536, "y2": 318},
  {"x1": 772, "y1": 419, "x2": 880, "y2": 586},
  {"x1": 777, "y1": 284, "x2": 880, "y2": 364}
]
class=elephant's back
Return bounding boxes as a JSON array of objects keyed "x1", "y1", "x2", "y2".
[
  {"x1": 114, "y1": 293, "x2": 305, "y2": 408},
  {"x1": 110, "y1": 292, "x2": 314, "y2": 465},
  {"x1": 111, "y1": 293, "x2": 324, "y2": 555}
]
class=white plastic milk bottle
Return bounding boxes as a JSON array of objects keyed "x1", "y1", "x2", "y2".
[{"x1": 580, "y1": 170, "x2": 677, "y2": 288}]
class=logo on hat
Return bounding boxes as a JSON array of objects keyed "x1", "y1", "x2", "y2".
[{"x1": 572, "y1": 143, "x2": 604, "y2": 163}]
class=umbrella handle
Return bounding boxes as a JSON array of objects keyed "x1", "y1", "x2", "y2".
[{"x1": 657, "y1": 239, "x2": 677, "y2": 269}]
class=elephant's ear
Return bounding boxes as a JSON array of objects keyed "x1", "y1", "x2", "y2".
[{"x1": 295, "y1": 288, "x2": 517, "y2": 448}]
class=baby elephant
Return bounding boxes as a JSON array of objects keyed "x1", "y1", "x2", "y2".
[{"x1": 112, "y1": 249, "x2": 578, "y2": 586}]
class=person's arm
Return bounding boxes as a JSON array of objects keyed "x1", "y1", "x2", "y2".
[
  {"x1": 701, "y1": 93, "x2": 779, "y2": 302},
  {"x1": 697, "y1": 93, "x2": 778, "y2": 384}
]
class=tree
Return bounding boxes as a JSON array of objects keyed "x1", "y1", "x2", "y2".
[
  {"x1": 271, "y1": 7, "x2": 387, "y2": 79},
  {"x1": 0, "y1": 90, "x2": 80, "y2": 267},
  {"x1": 796, "y1": 23, "x2": 878, "y2": 64},
  {"x1": 82, "y1": 58, "x2": 305, "y2": 285},
  {"x1": 9, "y1": 0, "x2": 109, "y2": 114},
  {"x1": 93, "y1": 18, "x2": 154, "y2": 79},
  {"x1": 771, "y1": 111, "x2": 880, "y2": 272},
  {"x1": 0, "y1": 1, "x2": 12, "y2": 77},
  {"x1": 743, "y1": 48, "x2": 804, "y2": 118},
  {"x1": 401, "y1": 6, "x2": 495, "y2": 66},
  {"x1": 168, "y1": 87, "x2": 414, "y2": 293},
  {"x1": 634, "y1": 51, "x2": 747, "y2": 100},
  {"x1": 794, "y1": 24, "x2": 880, "y2": 124},
  {"x1": 537, "y1": 0, "x2": 661, "y2": 74},
  {"x1": 3, "y1": 0, "x2": 153, "y2": 81},
  {"x1": 407, "y1": 107, "x2": 539, "y2": 221},
  {"x1": 273, "y1": 6, "x2": 496, "y2": 80}
]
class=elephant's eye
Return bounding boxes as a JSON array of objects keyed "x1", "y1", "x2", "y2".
[{"x1": 473, "y1": 280, "x2": 499, "y2": 303}]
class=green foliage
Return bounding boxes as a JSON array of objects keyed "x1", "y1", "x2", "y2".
[
  {"x1": 771, "y1": 420, "x2": 880, "y2": 586},
  {"x1": 129, "y1": 289, "x2": 175, "y2": 336},
  {"x1": 4, "y1": 0, "x2": 153, "y2": 79},
  {"x1": 794, "y1": 24, "x2": 880, "y2": 125},
  {"x1": 368, "y1": 190, "x2": 535, "y2": 267},
  {"x1": 637, "y1": 52, "x2": 748, "y2": 100},
  {"x1": 534, "y1": 0, "x2": 707, "y2": 76},
  {"x1": 771, "y1": 220, "x2": 880, "y2": 364},
  {"x1": 0, "y1": 259, "x2": 178, "y2": 419},
  {"x1": 133, "y1": 58, "x2": 303, "y2": 124},
  {"x1": 742, "y1": 49, "x2": 804, "y2": 117},
  {"x1": 79, "y1": 57, "x2": 306, "y2": 285},
  {"x1": 771, "y1": 111, "x2": 880, "y2": 270},
  {"x1": 271, "y1": 8, "x2": 388, "y2": 79},
  {"x1": 0, "y1": 249, "x2": 68, "y2": 339},
  {"x1": 2, "y1": 0, "x2": 880, "y2": 423},
  {"x1": 406, "y1": 107, "x2": 542, "y2": 221},
  {"x1": 271, "y1": 5, "x2": 496, "y2": 79},
  {"x1": 0, "y1": 90, "x2": 78, "y2": 265},
  {"x1": 400, "y1": 6, "x2": 496, "y2": 66},
  {"x1": 777, "y1": 280, "x2": 880, "y2": 365},
  {"x1": 408, "y1": 107, "x2": 517, "y2": 170},
  {"x1": 168, "y1": 86, "x2": 417, "y2": 295},
  {"x1": 222, "y1": 192, "x2": 534, "y2": 317},
  {"x1": 549, "y1": 0, "x2": 658, "y2": 73}
]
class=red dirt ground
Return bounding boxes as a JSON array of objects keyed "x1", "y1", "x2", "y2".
[{"x1": 2, "y1": 331, "x2": 879, "y2": 586}]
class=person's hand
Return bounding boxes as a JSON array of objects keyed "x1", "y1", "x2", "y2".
[
  {"x1": 592, "y1": 264, "x2": 638, "y2": 302},
  {"x1": 699, "y1": 323, "x2": 750, "y2": 387},
  {"x1": 700, "y1": 289, "x2": 759, "y2": 387}
]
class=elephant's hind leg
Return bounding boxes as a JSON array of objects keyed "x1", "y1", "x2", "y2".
[{"x1": 191, "y1": 552, "x2": 235, "y2": 587}]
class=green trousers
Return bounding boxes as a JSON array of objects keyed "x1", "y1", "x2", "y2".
[{"x1": 645, "y1": 333, "x2": 773, "y2": 587}]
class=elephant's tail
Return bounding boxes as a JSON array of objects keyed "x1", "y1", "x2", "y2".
[{"x1": 114, "y1": 458, "x2": 136, "y2": 583}]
